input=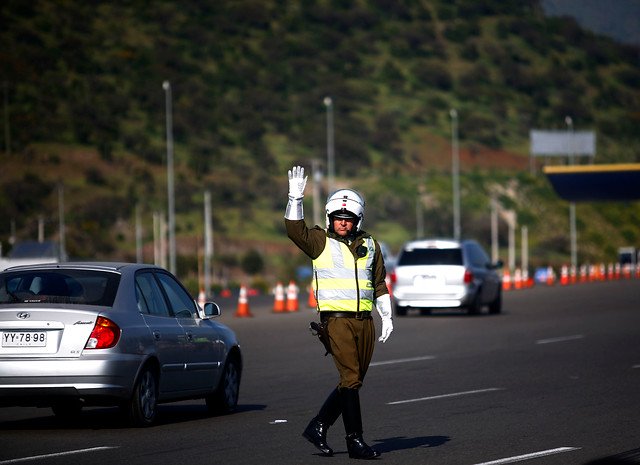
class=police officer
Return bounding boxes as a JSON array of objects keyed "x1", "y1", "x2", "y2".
[{"x1": 285, "y1": 166, "x2": 393, "y2": 459}]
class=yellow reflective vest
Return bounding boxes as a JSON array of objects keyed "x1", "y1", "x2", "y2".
[{"x1": 312, "y1": 236, "x2": 376, "y2": 312}]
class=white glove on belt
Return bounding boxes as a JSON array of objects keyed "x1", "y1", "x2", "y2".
[
  {"x1": 285, "y1": 165, "x2": 307, "y2": 220},
  {"x1": 375, "y1": 293, "x2": 394, "y2": 343}
]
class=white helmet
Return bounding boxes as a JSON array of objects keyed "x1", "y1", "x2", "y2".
[{"x1": 325, "y1": 189, "x2": 365, "y2": 232}]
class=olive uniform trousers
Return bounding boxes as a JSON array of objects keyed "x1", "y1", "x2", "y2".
[{"x1": 323, "y1": 315, "x2": 376, "y2": 390}]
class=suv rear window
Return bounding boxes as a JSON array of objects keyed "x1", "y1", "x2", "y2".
[
  {"x1": 0, "y1": 269, "x2": 120, "y2": 306},
  {"x1": 398, "y1": 248, "x2": 463, "y2": 266}
]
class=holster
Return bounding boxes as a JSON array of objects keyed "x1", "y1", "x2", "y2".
[{"x1": 309, "y1": 321, "x2": 332, "y2": 356}]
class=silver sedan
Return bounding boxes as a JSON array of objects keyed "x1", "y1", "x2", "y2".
[{"x1": 0, "y1": 262, "x2": 242, "y2": 426}]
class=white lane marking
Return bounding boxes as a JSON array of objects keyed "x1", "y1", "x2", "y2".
[
  {"x1": 472, "y1": 446, "x2": 580, "y2": 465},
  {"x1": 388, "y1": 388, "x2": 503, "y2": 405},
  {"x1": 536, "y1": 334, "x2": 584, "y2": 345},
  {"x1": 370, "y1": 355, "x2": 435, "y2": 367},
  {"x1": 0, "y1": 446, "x2": 118, "y2": 464}
]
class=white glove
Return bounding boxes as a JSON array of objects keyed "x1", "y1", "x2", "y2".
[
  {"x1": 288, "y1": 165, "x2": 307, "y2": 200},
  {"x1": 375, "y1": 293, "x2": 394, "y2": 343},
  {"x1": 285, "y1": 166, "x2": 307, "y2": 220}
]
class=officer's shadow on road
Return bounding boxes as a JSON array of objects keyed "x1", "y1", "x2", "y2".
[{"x1": 372, "y1": 435, "x2": 451, "y2": 453}]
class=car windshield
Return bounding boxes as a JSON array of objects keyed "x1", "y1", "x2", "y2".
[
  {"x1": 0, "y1": 269, "x2": 120, "y2": 306},
  {"x1": 398, "y1": 248, "x2": 463, "y2": 266}
]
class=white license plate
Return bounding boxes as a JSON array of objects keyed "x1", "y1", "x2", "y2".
[
  {"x1": 414, "y1": 275, "x2": 443, "y2": 287},
  {"x1": 2, "y1": 331, "x2": 47, "y2": 347}
]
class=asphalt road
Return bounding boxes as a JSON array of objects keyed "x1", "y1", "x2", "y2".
[{"x1": 0, "y1": 279, "x2": 639, "y2": 465}]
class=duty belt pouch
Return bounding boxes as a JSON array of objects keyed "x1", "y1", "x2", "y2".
[{"x1": 309, "y1": 321, "x2": 332, "y2": 356}]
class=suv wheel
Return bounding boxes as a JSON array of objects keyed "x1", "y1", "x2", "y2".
[
  {"x1": 488, "y1": 290, "x2": 502, "y2": 314},
  {"x1": 394, "y1": 304, "x2": 407, "y2": 317},
  {"x1": 467, "y1": 293, "x2": 482, "y2": 315}
]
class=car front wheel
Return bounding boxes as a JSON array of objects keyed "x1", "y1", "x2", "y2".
[{"x1": 206, "y1": 356, "x2": 240, "y2": 415}]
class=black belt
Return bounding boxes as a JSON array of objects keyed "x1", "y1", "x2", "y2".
[{"x1": 321, "y1": 311, "x2": 372, "y2": 320}]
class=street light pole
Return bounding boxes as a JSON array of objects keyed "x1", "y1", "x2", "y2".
[
  {"x1": 163, "y1": 81, "x2": 176, "y2": 274},
  {"x1": 58, "y1": 184, "x2": 66, "y2": 262},
  {"x1": 204, "y1": 190, "x2": 213, "y2": 299},
  {"x1": 135, "y1": 203, "x2": 143, "y2": 263},
  {"x1": 324, "y1": 97, "x2": 334, "y2": 194},
  {"x1": 311, "y1": 159, "x2": 322, "y2": 227},
  {"x1": 450, "y1": 109, "x2": 461, "y2": 241},
  {"x1": 566, "y1": 116, "x2": 577, "y2": 270},
  {"x1": 491, "y1": 197, "x2": 499, "y2": 263}
]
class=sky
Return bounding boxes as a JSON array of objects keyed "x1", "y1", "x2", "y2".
[{"x1": 541, "y1": 0, "x2": 640, "y2": 47}]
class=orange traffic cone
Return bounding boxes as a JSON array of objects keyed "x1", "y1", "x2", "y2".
[
  {"x1": 580, "y1": 265, "x2": 588, "y2": 283},
  {"x1": 546, "y1": 266, "x2": 555, "y2": 286},
  {"x1": 502, "y1": 269, "x2": 511, "y2": 291},
  {"x1": 235, "y1": 284, "x2": 253, "y2": 317},
  {"x1": 513, "y1": 268, "x2": 522, "y2": 290},
  {"x1": 273, "y1": 282, "x2": 285, "y2": 313},
  {"x1": 197, "y1": 288, "x2": 206, "y2": 309},
  {"x1": 307, "y1": 283, "x2": 317, "y2": 309},
  {"x1": 286, "y1": 280, "x2": 299, "y2": 312},
  {"x1": 560, "y1": 265, "x2": 569, "y2": 286},
  {"x1": 607, "y1": 263, "x2": 614, "y2": 281}
]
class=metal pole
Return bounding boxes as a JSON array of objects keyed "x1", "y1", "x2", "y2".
[
  {"x1": 565, "y1": 116, "x2": 577, "y2": 269},
  {"x1": 58, "y1": 184, "x2": 66, "y2": 262},
  {"x1": 521, "y1": 226, "x2": 528, "y2": 275},
  {"x1": 312, "y1": 159, "x2": 322, "y2": 226},
  {"x1": 508, "y1": 219, "x2": 515, "y2": 273},
  {"x1": 324, "y1": 97, "x2": 334, "y2": 194},
  {"x1": 135, "y1": 203, "x2": 143, "y2": 263},
  {"x1": 570, "y1": 203, "x2": 577, "y2": 268},
  {"x1": 204, "y1": 190, "x2": 213, "y2": 298},
  {"x1": 491, "y1": 197, "x2": 499, "y2": 263},
  {"x1": 160, "y1": 212, "x2": 167, "y2": 269},
  {"x1": 163, "y1": 81, "x2": 176, "y2": 274},
  {"x1": 153, "y1": 212, "x2": 160, "y2": 266},
  {"x1": 450, "y1": 109, "x2": 460, "y2": 240},
  {"x1": 38, "y1": 215, "x2": 44, "y2": 243},
  {"x1": 416, "y1": 190, "x2": 424, "y2": 239}
]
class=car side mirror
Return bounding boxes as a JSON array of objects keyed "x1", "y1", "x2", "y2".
[{"x1": 203, "y1": 302, "x2": 222, "y2": 318}]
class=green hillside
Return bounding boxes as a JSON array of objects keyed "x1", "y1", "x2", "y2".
[{"x1": 1, "y1": 0, "x2": 639, "y2": 290}]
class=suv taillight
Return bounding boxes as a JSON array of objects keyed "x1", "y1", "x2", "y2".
[
  {"x1": 390, "y1": 271, "x2": 397, "y2": 284},
  {"x1": 85, "y1": 316, "x2": 121, "y2": 349},
  {"x1": 464, "y1": 269, "x2": 474, "y2": 284}
]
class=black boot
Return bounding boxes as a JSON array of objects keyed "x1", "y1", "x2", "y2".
[
  {"x1": 346, "y1": 433, "x2": 380, "y2": 460},
  {"x1": 302, "y1": 388, "x2": 342, "y2": 456},
  {"x1": 340, "y1": 388, "x2": 380, "y2": 459}
]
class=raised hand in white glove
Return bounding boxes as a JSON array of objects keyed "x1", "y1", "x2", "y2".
[
  {"x1": 288, "y1": 165, "x2": 307, "y2": 200},
  {"x1": 376, "y1": 293, "x2": 394, "y2": 343}
]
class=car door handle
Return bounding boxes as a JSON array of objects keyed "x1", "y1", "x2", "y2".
[
  {"x1": 185, "y1": 332, "x2": 193, "y2": 342},
  {"x1": 153, "y1": 331, "x2": 161, "y2": 340}
]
